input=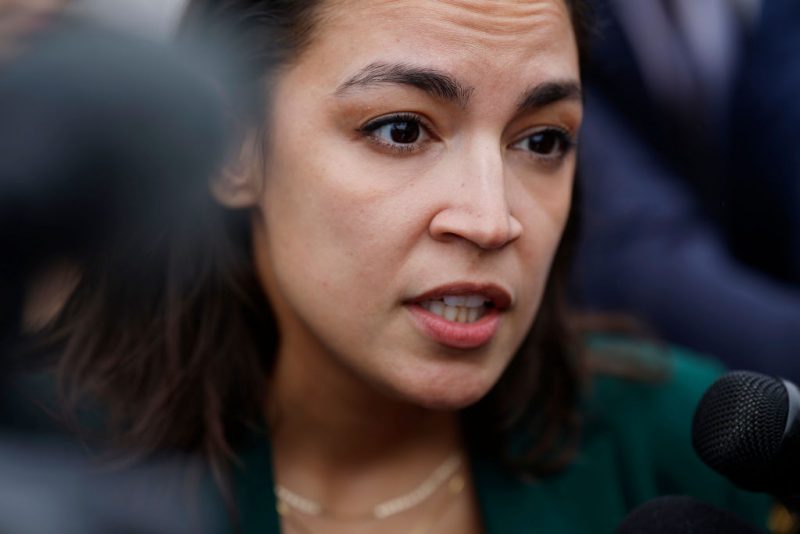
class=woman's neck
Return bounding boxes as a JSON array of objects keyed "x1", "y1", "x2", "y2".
[
  {"x1": 269, "y1": 342, "x2": 464, "y2": 463},
  {"x1": 266, "y1": 340, "x2": 466, "y2": 514}
]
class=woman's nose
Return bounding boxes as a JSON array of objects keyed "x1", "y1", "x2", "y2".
[{"x1": 428, "y1": 143, "x2": 523, "y2": 250}]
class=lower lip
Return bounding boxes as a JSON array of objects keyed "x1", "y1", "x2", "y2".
[{"x1": 406, "y1": 305, "x2": 501, "y2": 349}]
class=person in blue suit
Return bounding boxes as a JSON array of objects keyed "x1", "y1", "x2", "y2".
[{"x1": 573, "y1": 0, "x2": 800, "y2": 379}]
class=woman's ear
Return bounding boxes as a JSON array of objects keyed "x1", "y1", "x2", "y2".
[{"x1": 211, "y1": 129, "x2": 263, "y2": 208}]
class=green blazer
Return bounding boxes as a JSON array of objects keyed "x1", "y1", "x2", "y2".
[{"x1": 219, "y1": 342, "x2": 771, "y2": 533}]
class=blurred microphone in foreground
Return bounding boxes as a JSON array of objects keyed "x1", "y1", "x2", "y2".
[
  {"x1": 0, "y1": 16, "x2": 231, "y2": 354},
  {"x1": 0, "y1": 12, "x2": 246, "y2": 532},
  {"x1": 616, "y1": 495, "x2": 765, "y2": 534}
]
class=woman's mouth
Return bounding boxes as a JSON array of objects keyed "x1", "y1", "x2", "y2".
[
  {"x1": 418, "y1": 295, "x2": 492, "y2": 323},
  {"x1": 406, "y1": 285, "x2": 510, "y2": 350}
]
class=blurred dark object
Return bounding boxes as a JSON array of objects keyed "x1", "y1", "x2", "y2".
[
  {"x1": 0, "y1": 20, "x2": 230, "y2": 359},
  {"x1": 573, "y1": 0, "x2": 800, "y2": 379},
  {"x1": 0, "y1": 18, "x2": 234, "y2": 532},
  {"x1": 616, "y1": 495, "x2": 764, "y2": 533},
  {"x1": 0, "y1": 437, "x2": 214, "y2": 534}
]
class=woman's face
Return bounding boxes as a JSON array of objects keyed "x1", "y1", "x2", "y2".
[{"x1": 245, "y1": 0, "x2": 581, "y2": 409}]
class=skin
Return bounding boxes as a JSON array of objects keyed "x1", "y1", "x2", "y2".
[{"x1": 217, "y1": 0, "x2": 581, "y2": 531}]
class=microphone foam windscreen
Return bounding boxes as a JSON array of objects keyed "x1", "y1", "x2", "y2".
[
  {"x1": 692, "y1": 371, "x2": 788, "y2": 492},
  {"x1": 616, "y1": 496, "x2": 764, "y2": 533}
]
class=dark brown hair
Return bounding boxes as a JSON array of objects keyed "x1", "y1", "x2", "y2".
[{"x1": 46, "y1": 0, "x2": 593, "y2": 505}]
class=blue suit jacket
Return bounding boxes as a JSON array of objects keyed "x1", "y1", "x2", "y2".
[{"x1": 573, "y1": 0, "x2": 800, "y2": 379}]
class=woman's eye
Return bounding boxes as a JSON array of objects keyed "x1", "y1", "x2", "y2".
[
  {"x1": 511, "y1": 128, "x2": 575, "y2": 161},
  {"x1": 375, "y1": 121, "x2": 421, "y2": 144},
  {"x1": 359, "y1": 114, "x2": 431, "y2": 151}
]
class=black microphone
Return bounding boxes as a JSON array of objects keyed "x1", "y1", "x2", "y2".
[
  {"x1": 616, "y1": 496, "x2": 765, "y2": 533},
  {"x1": 692, "y1": 370, "x2": 800, "y2": 496}
]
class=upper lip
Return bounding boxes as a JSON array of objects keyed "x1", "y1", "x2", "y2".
[{"x1": 406, "y1": 282, "x2": 512, "y2": 310}]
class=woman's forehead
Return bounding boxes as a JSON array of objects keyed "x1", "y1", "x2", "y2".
[
  {"x1": 321, "y1": 0, "x2": 574, "y2": 43},
  {"x1": 301, "y1": 0, "x2": 578, "y2": 94}
]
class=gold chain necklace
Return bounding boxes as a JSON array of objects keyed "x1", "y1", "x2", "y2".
[
  {"x1": 275, "y1": 454, "x2": 463, "y2": 522},
  {"x1": 282, "y1": 477, "x2": 465, "y2": 534}
]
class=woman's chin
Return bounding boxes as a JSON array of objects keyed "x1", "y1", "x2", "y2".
[
  {"x1": 379, "y1": 364, "x2": 502, "y2": 412},
  {"x1": 410, "y1": 389, "x2": 489, "y2": 412}
]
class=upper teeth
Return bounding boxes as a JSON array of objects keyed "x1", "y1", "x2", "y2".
[
  {"x1": 420, "y1": 294, "x2": 490, "y2": 323},
  {"x1": 442, "y1": 295, "x2": 488, "y2": 308}
]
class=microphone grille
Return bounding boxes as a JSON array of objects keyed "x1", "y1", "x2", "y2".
[{"x1": 692, "y1": 371, "x2": 788, "y2": 491}]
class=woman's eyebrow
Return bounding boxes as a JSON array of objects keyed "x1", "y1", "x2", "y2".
[
  {"x1": 335, "y1": 62, "x2": 474, "y2": 108},
  {"x1": 515, "y1": 81, "x2": 583, "y2": 115},
  {"x1": 335, "y1": 62, "x2": 581, "y2": 114}
]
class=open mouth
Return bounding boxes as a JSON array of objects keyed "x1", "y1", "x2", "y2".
[
  {"x1": 418, "y1": 295, "x2": 495, "y2": 324},
  {"x1": 405, "y1": 283, "x2": 510, "y2": 349}
]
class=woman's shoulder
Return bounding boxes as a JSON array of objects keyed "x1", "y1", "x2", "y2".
[
  {"x1": 584, "y1": 334, "x2": 726, "y2": 429},
  {"x1": 576, "y1": 337, "x2": 723, "y2": 485},
  {"x1": 473, "y1": 336, "x2": 772, "y2": 533},
  {"x1": 584, "y1": 335, "x2": 771, "y2": 529}
]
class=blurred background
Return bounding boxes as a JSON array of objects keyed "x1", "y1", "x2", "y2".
[{"x1": 571, "y1": 0, "x2": 800, "y2": 381}]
